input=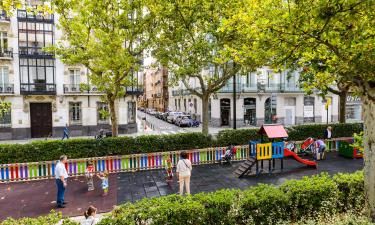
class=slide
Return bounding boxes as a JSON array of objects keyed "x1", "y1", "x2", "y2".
[{"x1": 284, "y1": 149, "x2": 317, "y2": 168}]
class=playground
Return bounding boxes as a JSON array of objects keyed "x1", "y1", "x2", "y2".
[{"x1": 0, "y1": 151, "x2": 363, "y2": 221}]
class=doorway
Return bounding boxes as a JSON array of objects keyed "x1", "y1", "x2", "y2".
[
  {"x1": 284, "y1": 97, "x2": 296, "y2": 125},
  {"x1": 30, "y1": 103, "x2": 52, "y2": 138},
  {"x1": 220, "y1": 98, "x2": 230, "y2": 126},
  {"x1": 265, "y1": 97, "x2": 276, "y2": 124},
  {"x1": 244, "y1": 98, "x2": 256, "y2": 125}
]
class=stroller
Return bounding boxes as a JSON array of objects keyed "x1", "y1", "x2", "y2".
[
  {"x1": 285, "y1": 137, "x2": 315, "y2": 155},
  {"x1": 221, "y1": 146, "x2": 237, "y2": 165}
]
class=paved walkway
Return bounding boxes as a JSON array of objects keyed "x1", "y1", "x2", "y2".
[{"x1": 0, "y1": 152, "x2": 363, "y2": 221}]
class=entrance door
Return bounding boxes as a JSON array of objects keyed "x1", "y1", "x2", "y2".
[
  {"x1": 284, "y1": 107, "x2": 295, "y2": 125},
  {"x1": 220, "y1": 98, "x2": 230, "y2": 126},
  {"x1": 30, "y1": 103, "x2": 52, "y2": 138},
  {"x1": 244, "y1": 98, "x2": 256, "y2": 126}
]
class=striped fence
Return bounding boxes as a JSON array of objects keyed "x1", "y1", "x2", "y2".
[{"x1": 0, "y1": 137, "x2": 351, "y2": 183}]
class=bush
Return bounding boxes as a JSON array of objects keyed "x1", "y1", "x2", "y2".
[
  {"x1": 333, "y1": 170, "x2": 365, "y2": 212},
  {"x1": 0, "y1": 211, "x2": 79, "y2": 225},
  {"x1": 0, "y1": 123, "x2": 363, "y2": 163}
]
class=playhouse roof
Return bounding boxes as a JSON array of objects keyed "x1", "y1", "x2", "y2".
[{"x1": 258, "y1": 124, "x2": 288, "y2": 138}]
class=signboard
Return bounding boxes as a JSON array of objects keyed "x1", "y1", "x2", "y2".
[{"x1": 304, "y1": 105, "x2": 314, "y2": 118}]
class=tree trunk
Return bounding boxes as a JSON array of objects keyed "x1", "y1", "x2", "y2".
[
  {"x1": 201, "y1": 94, "x2": 210, "y2": 135},
  {"x1": 339, "y1": 91, "x2": 347, "y2": 123},
  {"x1": 363, "y1": 96, "x2": 375, "y2": 220},
  {"x1": 108, "y1": 98, "x2": 119, "y2": 137}
]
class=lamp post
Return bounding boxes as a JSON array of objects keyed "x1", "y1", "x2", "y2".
[{"x1": 233, "y1": 74, "x2": 237, "y2": 129}]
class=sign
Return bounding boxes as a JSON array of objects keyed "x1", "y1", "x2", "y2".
[
  {"x1": 325, "y1": 98, "x2": 331, "y2": 110},
  {"x1": 304, "y1": 105, "x2": 314, "y2": 118},
  {"x1": 347, "y1": 95, "x2": 361, "y2": 103}
]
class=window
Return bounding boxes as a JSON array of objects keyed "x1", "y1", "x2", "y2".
[
  {"x1": 128, "y1": 101, "x2": 136, "y2": 123},
  {"x1": 0, "y1": 106, "x2": 11, "y2": 127},
  {"x1": 97, "y1": 102, "x2": 109, "y2": 124},
  {"x1": 69, "y1": 69, "x2": 81, "y2": 86},
  {"x1": 184, "y1": 99, "x2": 186, "y2": 111},
  {"x1": 0, "y1": 32, "x2": 8, "y2": 51},
  {"x1": 175, "y1": 99, "x2": 177, "y2": 109},
  {"x1": 194, "y1": 98, "x2": 197, "y2": 113},
  {"x1": 0, "y1": 67, "x2": 9, "y2": 90},
  {"x1": 178, "y1": 99, "x2": 181, "y2": 110},
  {"x1": 69, "y1": 102, "x2": 82, "y2": 125}
]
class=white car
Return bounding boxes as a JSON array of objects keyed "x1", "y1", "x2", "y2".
[{"x1": 167, "y1": 112, "x2": 183, "y2": 123}]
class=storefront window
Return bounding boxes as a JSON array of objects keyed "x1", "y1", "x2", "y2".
[{"x1": 346, "y1": 95, "x2": 362, "y2": 121}]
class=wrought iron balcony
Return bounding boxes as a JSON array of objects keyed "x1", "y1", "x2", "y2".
[
  {"x1": 17, "y1": 10, "x2": 54, "y2": 23},
  {"x1": 218, "y1": 83, "x2": 242, "y2": 93},
  {"x1": 126, "y1": 86, "x2": 144, "y2": 95},
  {"x1": 242, "y1": 83, "x2": 257, "y2": 92},
  {"x1": 63, "y1": 84, "x2": 101, "y2": 94},
  {"x1": 20, "y1": 83, "x2": 56, "y2": 95},
  {"x1": 19, "y1": 47, "x2": 54, "y2": 58},
  {"x1": 0, "y1": 84, "x2": 14, "y2": 94},
  {"x1": 0, "y1": 49, "x2": 13, "y2": 59},
  {"x1": 0, "y1": 11, "x2": 10, "y2": 22}
]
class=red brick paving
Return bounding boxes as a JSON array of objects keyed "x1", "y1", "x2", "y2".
[{"x1": 0, "y1": 174, "x2": 117, "y2": 221}]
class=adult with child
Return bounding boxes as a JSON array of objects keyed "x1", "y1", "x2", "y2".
[
  {"x1": 176, "y1": 151, "x2": 192, "y2": 195},
  {"x1": 55, "y1": 155, "x2": 69, "y2": 208}
]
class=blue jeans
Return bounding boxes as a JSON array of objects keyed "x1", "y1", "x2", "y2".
[
  {"x1": 55, "y1": 179, "x2": 66, "y2": 206},
  {"x1": 62, "y1": 133, "x2": 69, "y2": 140}
]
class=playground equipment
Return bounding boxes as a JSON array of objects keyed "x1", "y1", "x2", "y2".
[
  {"x1": 234, "y1": 124, "x2": 317, "y2": 178},
  {"x1": 338, "y1": 138, "x2": 363, "y2": 159}
]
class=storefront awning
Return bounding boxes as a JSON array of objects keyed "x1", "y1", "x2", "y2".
[{"x1": 258, "y1": 124, "x2": 288, "y2": 138}]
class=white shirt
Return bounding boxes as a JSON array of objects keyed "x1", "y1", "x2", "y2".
[
  {"x1": 82, "y1": 216, "x2": 98, "y2": 225},
  {"x1": 327, "y1": 130, "x2": 332, "y2": 138},
  {"x1": 55, "y1": 161, "x2": 69, "y2": 179},
  {"x1": 176, "y1": 159, "x2": 192, "y2": 176}
]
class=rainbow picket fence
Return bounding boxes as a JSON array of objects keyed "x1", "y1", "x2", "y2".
[{"x1": 0, "y1": 138, "x2": 349, "y2": 183}]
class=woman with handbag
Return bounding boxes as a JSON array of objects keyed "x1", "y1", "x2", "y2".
[{"x1": 176, "y1": 151, "x2": 192, "y2": 195}]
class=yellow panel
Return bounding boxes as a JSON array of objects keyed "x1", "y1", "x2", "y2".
[{"x1": 256, "y1": 143, "x2": 272, "y2": 160}]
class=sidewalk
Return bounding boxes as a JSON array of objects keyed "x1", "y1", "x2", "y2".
[{"x1": 0, "y1": 152, "x2": 363, "y2": 221}]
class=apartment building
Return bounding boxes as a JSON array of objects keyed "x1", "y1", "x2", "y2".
[
  {"x1": 142, "y1": 66, "x2": 168, "y2": 112},
  {"x1": 0, "y1": 10, "x2": 142, "y2": 140},
  {"x1": 169, "y1": 67, "x2": 362, "y2": 127}
]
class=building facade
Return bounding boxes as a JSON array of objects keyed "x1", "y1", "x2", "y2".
[
  {"x1": 0, "y1": 10, "x2": 142, "y2": 140},
  {"x1": 142, "y1": 66, "x2": 168, "y2": 112},
  {"x1": 169, "y1": 67, "x2": 347, "y2": 127}
]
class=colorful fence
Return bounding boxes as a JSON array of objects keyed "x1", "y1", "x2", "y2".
[{"x1": 0, "y1": 137, "x2": 352, "y2": 183}]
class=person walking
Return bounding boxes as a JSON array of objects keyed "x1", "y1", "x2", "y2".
[
  {"x1": 55, "y1": 155, "x2": 69, "y2": 208},
  {"x1": 62, "y1": 124, "x2": 70, "y2": 140},
  {"x1": 176, "y1": 151, "x2": 192, "y2": 196}
]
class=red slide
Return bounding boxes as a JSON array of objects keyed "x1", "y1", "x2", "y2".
[{"x1": 284, "y1": 149, "x2": 317, "y2": 168}]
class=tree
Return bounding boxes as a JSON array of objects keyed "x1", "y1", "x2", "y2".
[
  {"x1": 148, "y1": 0, "x2": 266, "y2": 135},
  {"x1": 50, "y1": 0, "x2": 156, "y2": 136},
  {"x1": 239, "y1": 0, "x2": 375, "y2": 219}
]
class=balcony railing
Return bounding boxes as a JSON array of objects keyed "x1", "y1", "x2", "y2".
[
  {"x1": 17, "y1": 10, "x2": 54, "y2": 23},
  {"x1": 126, "y1": 86, "x2": 144, "y2": 95},
  {"x1": 0, "y1": 84, "x2": 14, "y2": 94},
  {"x1": 218, "y1": 83, "x2": 242, "y2": 93},
  {"x1": 20, "y1": 83, "x2": 56, "y2": 95},
  {"x1": 19, "y1": 47, "x2": 54, "y2": 58},
  {"x1": 0, "y1": 49, "x2": 13, "y2": 58},
  {"x1": 0, "y1": 11, "x2": 10, "y2": 22},
  {"x1": 63, "y1": 84, "x2": 101, "y2": 94}
]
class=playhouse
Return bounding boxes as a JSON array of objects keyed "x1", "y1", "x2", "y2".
[{"x1": 234, "y1": 124, "x2": 316, "y2": 178}]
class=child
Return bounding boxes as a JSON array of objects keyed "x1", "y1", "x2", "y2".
[
  {"x1": 97, "y1": 171, "x2": 109, "y2": 196},
  {"x1": 83, "y1": 205, "x2": 98, "y2": 225},
  {"x1": 165, "y1": 158, "x2": 173, "y2": 186},
  {"x1": 85, "y1": 161, "x2": 95, "y2": 191}
]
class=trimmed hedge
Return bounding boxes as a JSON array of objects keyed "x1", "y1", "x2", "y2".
[
  {"x1": 97, "y1": 172, "x2": 364, "y2": 225},
  {"x1": 0, "y1": 123, "x2": 363, "y2": 164},
  {"x1": 2, "y1": 172, "x2": 365, "y2": 225}
]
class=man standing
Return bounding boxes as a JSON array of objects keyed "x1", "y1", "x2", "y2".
[
  {"x1": 55, "y1": 155, "x2": 68, "y2": 208},
  {"x1": 324, "y1": 126, "x2": 332, "y2": 139},
  {"x1": 62, "y1": 124, "x2": 70, "y2": 140}
]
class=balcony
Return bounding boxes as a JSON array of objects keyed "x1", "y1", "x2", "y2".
[
  {"x1": 20, "y1": 83, "x2": 56, "y2": 95},
  {"x1": 0, "y1": 49, "x2": 13, "y2": 59},
  {"x1": 126, "y1": 86, "x2": 144, "y2": 95},
  {"x1": 19, "y1": 47, "x2": 54, "y2": 58},
  {"x1": 0, "y1": 11, "x2": 10, "y2": 23},
  {"x1": 0, "y1": 84, "x2": 14, "y2": 94},
  {"x1": 218, "y1": 83, "x2": 242, "y2": 93},
  {"x1": 17, "y1": 10, "x2": 54, "y2": 23},
  {"x1": 242, "y1": 83, "x2": 257, "y2": 92},
  {"x1": 63, "y1": 84, "x2": 101, "y2": 95}
]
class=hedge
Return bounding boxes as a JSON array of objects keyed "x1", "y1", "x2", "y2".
[
  {"x1": 1, "y1": 171, "x2": 365, "y2": 225},
  {"x1": 0, "y1": 123, "x2": 363, "y2": 164}
]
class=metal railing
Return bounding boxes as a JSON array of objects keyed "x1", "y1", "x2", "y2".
[
  {"x1": 63, "y1": 84, "x2": 101, "y2": 94},
  {"x1": 20, "y1": 83, "x2": 56, "y2": 95},
  {"x1": 0, "y1": 84, "x2": 14, "y2": 94},
  {"x1": 19, "y1": 47, "x2": 54, "y2": 58},
  {"x1": 0, "y1": 49, "x2": 13, "y2": 58},
  {"x1": 17, "y1": 10, "x2": 54, "y2": 23}
]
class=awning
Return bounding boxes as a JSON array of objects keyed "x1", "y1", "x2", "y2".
[{"x1": 258, "y1": 124, "x2": 288, "y2": 138}]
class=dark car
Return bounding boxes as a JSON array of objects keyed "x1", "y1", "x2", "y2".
[
  {"x1": 161, "y1": 112, "x2": 169, "y2": 121},
  {"x1": 175, "y1": 115, "x2": 192, "y2": 127}
]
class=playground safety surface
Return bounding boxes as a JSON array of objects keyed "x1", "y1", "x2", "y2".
[{"x1": 0, "y1": 152, "x2": 363, "y2": 221}]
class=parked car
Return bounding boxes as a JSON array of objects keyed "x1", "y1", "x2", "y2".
[
  {"x1": 161, "y1": 112, "x2": 169, "y2": 121},
  {"x1": 189, "y1": 118, "x2": 200, "y2": 127},
  {"x1": 167, "y1": 112, "x2": 183, "y2": 123},
  {"x1": 175, "y1": 115, "x2": 192, "y2": 127}
]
